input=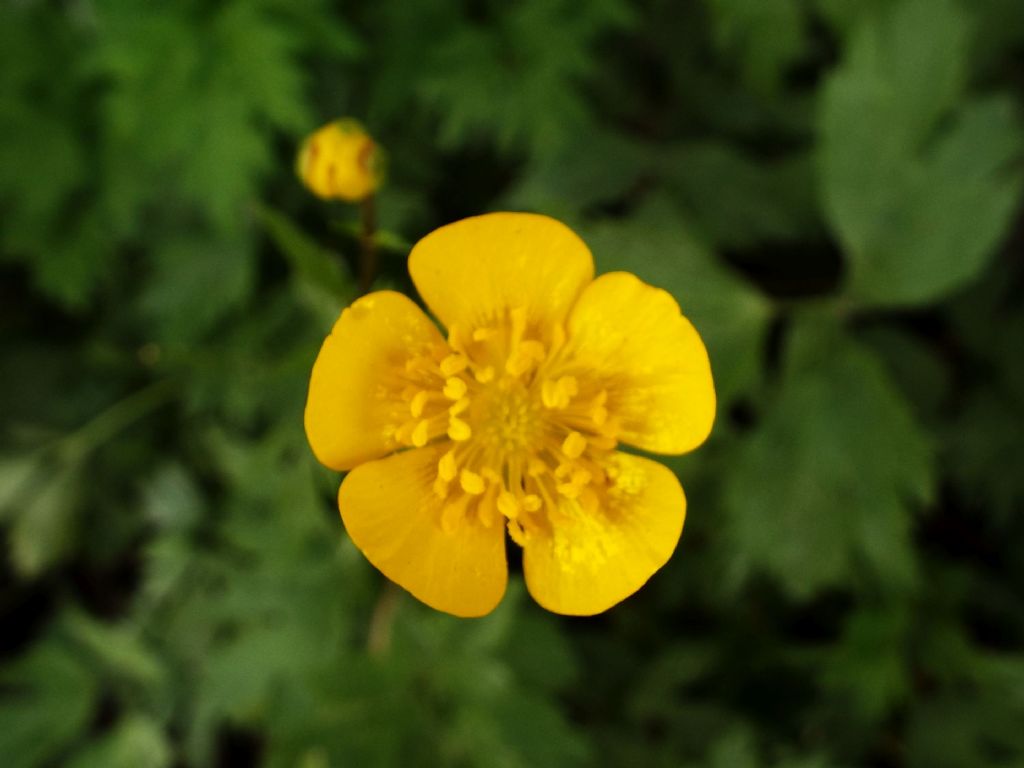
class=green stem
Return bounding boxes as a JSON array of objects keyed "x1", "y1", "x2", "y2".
[
  {"x1": 58, "y1": 378, "x2": 177, "y2": 464},
  {"x1": 367, "y1": 580, "x2": 401, "y2": 657},
  {"x1": 358, "y1": 194, "x2": 378, "y2": 294}
]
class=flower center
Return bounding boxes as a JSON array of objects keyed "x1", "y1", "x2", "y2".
[
  {"x1": 385, "y1": 307, "x2": 621, "y2": 545},
  {"x1": 474, "y1": 376, "x2": 542, "y2": 455}
]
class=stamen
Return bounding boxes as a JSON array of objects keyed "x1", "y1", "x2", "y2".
[
  {"x1": 505, "y1": 340, "x2": 545, "y2": 377},
  {"x1": 541, "y1": 375, "x2": 578, "y2": 409},
  {"x1": 507, "y1": 519, "x2": 527, "y2": 546},
  {"x1": 410, "y1": 390, "x2": 431, "y2": 417},
  {"x1": 477, "y1": 487, "x2": 499, "y2": 527},
  {"x1": 443, "y1": 377, "x2": 468, "y2": 400},
  {"x1": 497, "y1": 491, "x2": 519, "y2": 519},
  {"x1": 562, "y1": 431, "x2": 587, "y2": 459},
  {"x1": 438, "y1": 450, "x2": 458, "y2": 482},
  {"x1": 522, "y1": 494, "x2": 542, "y2": 512},
  {"x1": 448, "y1": 416, "x2": 472, "y2": 441},
  {"x1": 440, "y1": 353, "x2": 468, "y2": 377},
  {"x1": 460, "y1": 469, "x2": 485, "y2": 495},
  {"x1": 411, "y1": 419, "x2": 431, "y2": 447},
  {"x1": 395, "y1": 421, "x2": 417, "y2": 445},
  {"x1": 388, "y1": 302, "x2": 629, "y2": 552}
]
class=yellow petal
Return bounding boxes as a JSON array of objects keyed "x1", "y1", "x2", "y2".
[
  {"x1": 523, "y1": 453, "x2": 685, "y2": 616},
  {"x1": 566, "y1": 272, "x2": 716, "y2": 454},
  {"x1": 338, "y1": 445, "x2": 508, "y2": 618},
  {"x1": 305, "y1": 291, "x2": 445, "y2": 471},
  {"x1": 408, "y1": 212, "x2": 594, "y2": 334}
]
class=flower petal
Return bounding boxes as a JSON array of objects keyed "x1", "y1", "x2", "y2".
[
  {"x1": 338, "y1": 445, "x2": 508, "y2": 617},
  {"x1": 565, "y1": 271, "x2": 715, "y2": 454},
  {"x1": 523, "y1": 452, "x2": 685, "y2": 616},
  {"x1": 305, "y1": 291, "x2": 445, "y2": 471},
  {"x1": 408, "y1": 212, "x2": 594, "y2": 334}
]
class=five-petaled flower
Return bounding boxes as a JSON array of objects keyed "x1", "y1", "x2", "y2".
[
  {"x1": 296, "y1": 118, "x2": 383, "y2": 202},
  {"x1": 305, "y1": 213, "x2": 715, "y2": 617}
]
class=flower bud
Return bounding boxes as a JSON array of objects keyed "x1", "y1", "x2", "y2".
[{"x1": 296, "y1": 118, "x2": 384, "y2": 202}]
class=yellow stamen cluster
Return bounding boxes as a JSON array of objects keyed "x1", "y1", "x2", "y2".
[{"x1": 385, "y1": 307, "x2": 621, "y2": 546}]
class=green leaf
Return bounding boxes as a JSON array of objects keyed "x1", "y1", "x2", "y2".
[
  {"x1": 258, "y1": 205, "x2": 354, "y2": 325},
  {"x1": 92, "y1": 1, "x2": 311, "y2": 233},
  {"x1": 706, "y1": 0, "x2": 806, "y2": 94},
  {"x1": 583, "y1": 200, "x2": 771, "y2": 404},
  {"x1": 811, "y1": 0, "x2": 892, "y2": 38},
  {"x1": 140, "y1": 236, "x2": 255, "y2": 343},
  {"x1": 8, "y1": 465, "x2": 79, "y2": 577},
  {"x1": 66, "y1": 716, "x2": 171, "y2": 768},
  {"x1": 0, "y1": 453, "x2": 43, "y2": 518},
  {"x1": 62, "y1": 611, "x2": 166, "y2": 689},
  {"x1": 907, "y1": 679, "x2": 1024, "y2": 768},
  {"x1": 723, "y1": 315, "x2": 933, "y2": 597},
  {"x1": 417, "y1": 0, "x2": 634, "y2": 152},
  {"x1": 0, "y1": 640, "x2": 100, "y2": 768},
  {"x1": 503, "y1": 127, "x2": 650, "y2": 218},
  {"x1": 823, "y1": 604, "x2": 910, "y2": 718},
  {"x1": 141, "y1": 463, "x2": 204, "y2": 533},
  {"x1": 819, "y1": 0, "x2": 1024, "y2": 306},
  {"x1": 449, "y1": 688, "x2": 591, "y2": 768},
  {"x1": 702, "y1": 728, "x2": 761, "y2": 768},
  {"x1": 664, "y1": 141, "x2": 820, "y2": 249},
  {"x1": 941, "y1": 281, "x2": 1024, "y2": 522}
]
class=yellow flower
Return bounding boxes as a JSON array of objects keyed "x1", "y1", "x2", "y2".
[
  {"x1": 305, "y1": 213, "x2": 715, "y2": 617},
  {"x1": 296, "y1": 118, "x2": 383, "y2": 202}
]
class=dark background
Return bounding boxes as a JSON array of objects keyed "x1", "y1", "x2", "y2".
[{"x1": 2, "y1": 0, "x2": 1024, "y2": 766}]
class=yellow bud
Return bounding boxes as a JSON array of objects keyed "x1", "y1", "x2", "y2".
[{"x1": 296, "y1": 118, "x2": 384, "y2": 202}]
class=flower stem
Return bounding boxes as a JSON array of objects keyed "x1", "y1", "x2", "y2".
[
  {"x1": 358, "y1": 194, "x2": 378, "y2": 294},
  {"x1": 58, "y1": 378, "x2": 177, "y2": 464},
  {"x1": 367, "y1": 580, "x2": 401, "y2": 656}
]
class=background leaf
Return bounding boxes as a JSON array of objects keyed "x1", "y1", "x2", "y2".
[
  {"x1": 819, "y1": 0, "x2": 1024, "y2": 306},
  {"x1": 2, "y1": 0, "x2": 1023, "y2": 766}
]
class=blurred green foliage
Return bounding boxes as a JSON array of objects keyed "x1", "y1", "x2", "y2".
[{"x1": 2, "y1": 0, "x2": 1023, "y2": 766}]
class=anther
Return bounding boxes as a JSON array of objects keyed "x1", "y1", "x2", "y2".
[
  {"x1": 562, "y1": 431, "x2": 587, "y2": 459},
  {"x1": 440, "y1": 354, "x2": 468, "y2": 377},
  {"x1": 443, "y1": 377, "x2": 468, "y2": 400},
  {"x1": 505, "y1": 340, "x2": 546, "y2": 377},
  {"x1": 438, "y1": 450, "x2": 458, "y2": 482},
  {"x1": 497, "y1": 491, "x2": 519, "y2": 519},
  {"x1": 411, "y1": 420, "x2": 430, "y2": 447},
  {"x1": 448, "y1": 416, "x2": 472, "y2": 441},
  {"x1": 410, "y1": 390, "x2": 431, "y2": 418},
  {"x1": 460, "y1": 469, "x2": 485, "y2": 495},
  {"x1": 507, "y1": 519, "x2": 527, "y2": 546}
]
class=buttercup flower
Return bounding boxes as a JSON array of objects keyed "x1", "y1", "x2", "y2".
[
  {"x1": 296, "y1": 118, "x2": 384, "y2": 202},
  {"x1": 305, "y1": 213, "x2": 715, "y2": 617}
]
